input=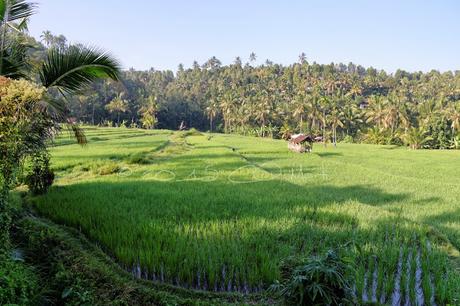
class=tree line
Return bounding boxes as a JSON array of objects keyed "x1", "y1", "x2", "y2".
[{"x1": 41, "y1": 38, "x2": 459, "y2": 150}]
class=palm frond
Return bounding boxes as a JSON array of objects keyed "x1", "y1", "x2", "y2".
[
  {"x1": 0, "y1": 36, "x2": 29, "y2": 78},
  {"x1": 7, "y1": 16, "x2": 29, "y2": 32},
  {"x1": 39, "y1": 45, "x2": 121, "y2": 95},
  {"x1": 37, "y1": 95, "x2": 87, "y2": 145},
  {"x1": 0, "y1": 0, "x2": 36, "y2": 23},
  {"x1": 0, "y1": 1, "x2": 5, "y2": 21},
  {"x1": 38, "y1": 93, "x2": 68, "y2": 119}
]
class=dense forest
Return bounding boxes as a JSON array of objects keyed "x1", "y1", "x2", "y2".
[{"x1": 28, "y1": 32, "x2": 460, "y2": 149}]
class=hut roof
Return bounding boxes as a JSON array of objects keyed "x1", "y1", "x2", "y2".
[{"x1": 290, "y1": 134, "x2": 311, "y2": 144}]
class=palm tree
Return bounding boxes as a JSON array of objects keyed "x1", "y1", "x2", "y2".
[
  {"x1": 139, "y1": 96, "x2": 158, "y2": 129},
  {"x1": 205, "y1": 100, "x2": 219, "y2": 132},
  {"x1": 328, "y1": 108, "x2": 344, "y2": 147},
  {"x1": 364, "y1": 126, "x2": 387, "y2": 145},
  {"x1": 0, "y1": 0, "x2": 35, "y2": 77},
  {"x1": 219, "y1": 93, "x2": 232, "y2": 133},
  {"x1": 254, "y1": 90, "x2": 273, "y2": 137},
  {"x1": 249, "y1": 52, "x2": 257, "y2": 65},
  {"x1": 106, "y1": 93, "x2": 128, "y2": 126},
  {"x1": 280, "y1": 123, "x2": 293, "y2": 140},
  {"x1": 418, "y1": 99, "x2": 438, "y2": 129},
  {"x1": 403, "y1": 127, "x2": 432, "y2": 150},
  {"x1": 319, "y1": 96, "x2": 330, "y2": 147},
  {"x1": 347, "y1": 82, "x2": 362, "y2": 99},
  {"x1": 365, "y1": 95, "x2": 386, "y2": 130},
  {"x1": 298, "y1": 52, "x2": 307, "y2": 64},
  {"x1": 342, "y1": 99, "x2": 362, "y2": 136},
  {"x1": 383, "y1": 94, "x2": 409, "y2": 136},
  {"x1": 40, "y1": 30, "x2": 54, "y2": 47},
  {"x1": 292, "y1": 93, "x2": 306, "y2": 131},
  {"x1": 306, "y1": 92, "x2": 321, "y2": 132},
  {"x1": 447, "y1": 103, "x2": 460, "y2": 139},
  {"x1": 1, "y1": 0, "x2": 120, "y2": 141},
  {"x1": 233, "y1": 102, "x2": 249, "y2": 134}
]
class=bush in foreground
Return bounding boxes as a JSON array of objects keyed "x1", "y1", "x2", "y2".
[
  {"x1": 26, "y1": 152, "x2": 55, "y2": 195},
  {"x1": 271, "y1": 249, "x2": 354, "y2": 305}
]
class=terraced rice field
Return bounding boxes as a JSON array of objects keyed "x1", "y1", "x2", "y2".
[{"x1": 32, "y1": 127, "x2": 460, "y2": 304}]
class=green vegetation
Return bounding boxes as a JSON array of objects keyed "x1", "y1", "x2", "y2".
[
  {"x1": 12, "y1": 214, "x2": 266, "y2": 305},
  {"x1": 270, "y1": 249, "x2": 353, "y2": 305},
  {"x1": 11, "y1": 29, "x2": 460, "y2": 151},
  {"x1": 0, "y1": 257, "x2": 40, "y2": 305},
  {"x1": 0, "y1": 1, "x2": 120, "y2": 304},
  {"x1": 2, "y1": 1, "x2": 460, "y2": 304},
  {"x1": 29, "y1": 126, "x2": 460, "y2": 304},
  {"x1": 30, "y1": 34, "x2": 460, "y2": 151}
]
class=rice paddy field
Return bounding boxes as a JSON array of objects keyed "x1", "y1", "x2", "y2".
[{"x1": 32, "y1": 126, "x2": 460, "y2": 304}]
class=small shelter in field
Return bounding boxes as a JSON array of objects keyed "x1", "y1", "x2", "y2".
[{"x1": 288, "y1": 134, "x2": 314, "y2": 153}]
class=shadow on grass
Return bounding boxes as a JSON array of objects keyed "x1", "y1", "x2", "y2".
[
  {"x1": 423, "y1": 208, "x2": 460, "y2": 251},
  {"x1": 42, "y1": 178, "x2": 410, "y2": 225},
  {"x1": 314, "y1": 152, "x2": 343, "y2": 158},
  {"x1": 380, "y1": 145, "x2": 401, "y2": 150}
]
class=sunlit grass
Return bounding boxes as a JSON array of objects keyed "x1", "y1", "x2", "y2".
[{"x1": 32, "y1": 127, "x2": 460, "y2": 303}]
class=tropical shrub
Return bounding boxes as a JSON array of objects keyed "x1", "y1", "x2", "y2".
[
  {"x1": 26, "y1": 152, "x2": 55, "y2": 195},
  {"x1": 0, "y1": 78, "x2": 49, "y2": 174},
  {"x1": 271, "y1": 250, "x2": 354, "y2": 306},
  {"x1": 363, "y1": 127, "x2": 403, "y2": 146},
  {"x1": 425, "y1": 119, "x2": 453, "y2": 149},
  {"x1": 280, "y1": 123, "x2": 293, "y2": 140},
  {"x1": 341, "y1": 135, "x2": 354, "y2": 143},
  {"x1": 0, "y1": 77, "x2": 49, "y2": 248},
  {"x1": 452, "y1": 134, "x2": 460, "y2": 149},
  {"x1": 182, "y1": 128, "x2": 203, "y2": 137},
  {"x1": 402, "y1": 127, "x2": 432, "y2": 150}
]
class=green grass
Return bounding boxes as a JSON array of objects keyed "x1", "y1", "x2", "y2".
[{"x1": 32, "y1": 127, "x2": 460, "y2": 304}]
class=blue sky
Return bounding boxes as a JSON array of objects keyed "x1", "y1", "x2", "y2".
[{"x1": 29, "y1": 0, "x2": 460, "y2": 72}]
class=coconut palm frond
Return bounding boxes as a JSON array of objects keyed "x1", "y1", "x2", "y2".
[
  {"x1": 0, "y1": 1, "x2": 5, "y2": 21},
  {"x1": 39, "y1": 45, "x2": 121, "y2": 95},
  {"x1": 7, "y1": 16, "x2": 29, "y2": 32},
  {"x1": 38, "y1": 94, "x2": 68, "y2": 119},
  {"x1": 0, "y1": 37, "x2": 28, "y2": 78},
  {"x1": 0, "y1": 0, "x2": 36, "y2": 23}
]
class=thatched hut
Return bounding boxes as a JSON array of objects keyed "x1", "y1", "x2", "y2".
[{"x1": 288, "y1": 134, "x2": 314, "y2": 153}]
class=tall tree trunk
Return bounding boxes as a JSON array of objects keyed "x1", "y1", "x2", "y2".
[
  {"x1": 92, "y1": 103, "x2": 95, "y2": 126},
  {"x1": 333, "y1": 126, "x2": 337, "y2": 147},
  {"x1": 0, "y1": 17, "x2": 7, "y2": 74},
  {"x1": 322, "y1": 112, "x2": 326, "y2": 147},
  {"x1": 261, "y1": 117, "x2": 265, "y2": 137},
  {"x1": 322, "y1": 124, "x2": 326, "y2": 147}
]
